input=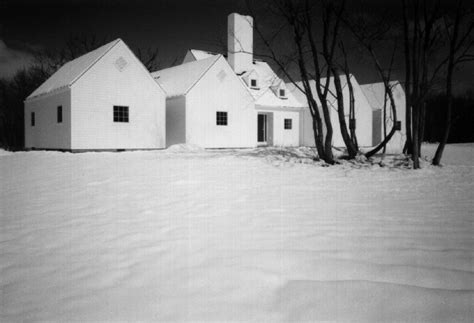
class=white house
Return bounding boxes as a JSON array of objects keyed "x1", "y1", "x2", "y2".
[
  {"x1": 289, "y1": 74, "x2": 374, "y2": 148},
  {"x1": 360, "y1": 81, "x2": 406, "y2": 153},
  {"x1": 152, "y1": 54, "x2": 256, "y2": 148},
  {"x1": 153, "y1": 13, "x2": 304, "y2": 148},
  {"x1": 24, "y1": 39, "x2": 166, "y2": 151}
]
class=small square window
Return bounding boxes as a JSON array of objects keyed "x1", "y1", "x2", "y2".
[
  {"x1": 57, "y1": 106, "x2": 62, "y2": 123},
  {"x1": 113, "y1": 106, "x2": 129, "y2": 123},
  {"x1": 31, "y1": 112, "x2": 35, "y2": 127},
  {"x1": 216, "y1": 111, "x2": 228, "y2": 126},
  {"x1": 284, "y1": 118, "x2": 292, "y2": 130},
  {"x1": 250, "y1": 79, "x2": 257, "y2": 88},
  {"x1": 279, "y1": 89, "x2": 286, "y2": 97}
]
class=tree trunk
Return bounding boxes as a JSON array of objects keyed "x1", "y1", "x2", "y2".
[
  {"x1": 365, "y1": 81, "x2": 398, "y2": 158},
  {"x1": 412, "y1": 103, "x2": 421, "y2": 169},
  {"x1": 418, "y1": 101, "x2": 426, "y2": 152},
  {"x1": 432, "y1": 8, "x2": 459, "y2": 165},
  {"x1": 332, "y1": 71, "x2": 358, "y2": 158}
]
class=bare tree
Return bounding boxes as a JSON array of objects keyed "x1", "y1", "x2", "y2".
[
  {"x1": 345, "y1": 10, "x2": 401, "y2": 158},
  {"x1": 135, "y1": 47, "x2": 162, "y2": 72},
  {"x1": 432, "y1": 0, "x2": 474, "y2": 165},
  {"x1": 248, "y1": 0, "x2": 360, "y2": 163},
  {"x1": 401, "y1": 0, "x2": 449, "y2": 168}
]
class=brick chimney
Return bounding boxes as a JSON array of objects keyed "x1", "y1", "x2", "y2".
[{"x1": 227, "y1": 13, "x2": 253, "y2": 74}]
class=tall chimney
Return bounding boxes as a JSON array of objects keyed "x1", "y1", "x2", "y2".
[{"x1": 227, "y1": 13, "x2": 253, "y2": 74}]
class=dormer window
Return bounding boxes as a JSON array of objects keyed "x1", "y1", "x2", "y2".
[
  {"x1": 250, "y1": 79, "x2": 258, "y2": 88},
  {"x1": 279, "y1": 89, "x2": 286, "y2": 97}
]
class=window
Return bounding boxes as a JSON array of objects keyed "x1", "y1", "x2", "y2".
[
  {"x1": 216, "y1": 111, "x2": 228, "y2": 126},
  {"x1": 284, "y1": 118, "x2": 292, "y2": 130},
  {"x1": 250, "y1": 79, "x2": 258, "y2": 88},
  {"x1": 31, "y1": 112, "x2": 35, "y2": 127},
  {"x1": 113, "y1": 106, "x2": 129, "y2": 122},
  {"x1": 279, "y1": 89, "x2": 286, "y2": 97},
  {"x1": 57, "y1": 106, "x2": 62, "y2": 123},
  {"x1": 395, "y1": 120, "x2": 402, "y2": 131}
]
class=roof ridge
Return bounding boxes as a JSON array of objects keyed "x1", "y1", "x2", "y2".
[
  {"x1": 151, "y1": 54, "x2": 217, "y2": 76},
  {"x1": 26, "y1": 38, "x2": 122, "y2": 100},
  {"x1": 69, "y1": 38, "x2": 122, "y2": 88},
  {"x1": 182, "y1": 54, "x2": 222, "y2": 95},
  {"x1": 152, "y1": 55, "x2": 221, "y2": 97}
]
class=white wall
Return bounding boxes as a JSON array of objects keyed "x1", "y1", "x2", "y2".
[
  {"x1": 384, "y1": 83, "x2": 406, "y2": 153},
  {"x1": 294, "y1": 76, "x2": 373, "y2": 148},
  {"x1": 166, "y1": 96, "x2": 186, "y2": 147},
  {"x1": 330, "y1": 77, "x2": 373, "y2": 148},
  {"x1": 257, "y1": 108, "x2": 300, "y2": 147},
  {"x1": 299, "y1": 106, "x2": 315, "y2": 147},
  {"x1": 186, "y1": 57, "x2": 256, "y2": 148},
  {"x1": 71, "y1": 41, "x2": 166, "y2": 150},
  {"x1": 24, "y1": 89, "x2": 71, "y2": 149}
]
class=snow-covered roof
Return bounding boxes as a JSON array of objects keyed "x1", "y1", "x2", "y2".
[
  {"x1": 185, "y1": 49, "x2": 303, "y2": 109},
  {"x1": 188, "y1": 49, "x2": 221, "y2": 61},
  {"x1": 151, "y1": 55, "x2": 221, "y2": 98},
  {"x1": 26, "y1": 39, "x2": 122, "y2": 100},
  {"x1": 360, "y1": 81, "x2": 401, "y2": 111},
  {"x1": 249, "y1": 61, "x2": 303, "y2": 109}
]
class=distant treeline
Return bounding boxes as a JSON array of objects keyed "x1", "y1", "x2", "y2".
[{"x1": 424, "y1": 93, "x2": 474, "y2": 144}]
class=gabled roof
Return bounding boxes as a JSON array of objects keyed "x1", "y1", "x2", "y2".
[
  {"x1": 242, "y1": 61, "x2": 303, "y2": 108},
  {"x1": 26, "y1": 39, "x2": 122, "y2": 100},
  {"x1": 180, "y1": 48, "x2": 302, "y2": 108},
  {"x1": 151, "y1": 55, "x2": 221, "y2": 98},
  {"x1": 187, "y1": 49, "x2": 220, "y2": 61},
  {"x1": 360, "y1": 81, "x2": 401, "y2": 111}
]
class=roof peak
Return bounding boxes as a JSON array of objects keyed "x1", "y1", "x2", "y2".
[{"x1": 26, "y1": 38, "x2": 122, "y2": 100}]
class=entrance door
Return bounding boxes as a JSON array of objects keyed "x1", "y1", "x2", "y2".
[{"x1": 258, "y1": 114, "x2": 267, "y2": 144}]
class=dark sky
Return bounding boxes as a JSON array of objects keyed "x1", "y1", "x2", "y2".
[
  {"x1": 2, "y1": 0, "x2": 251, "y2": 65},
  {"x1": 1, "y1": 0, "x2": 473, "y2": 92}
]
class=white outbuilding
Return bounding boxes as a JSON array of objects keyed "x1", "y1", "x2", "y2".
[
  {"x1": 24, "y1": 39, "x2": 166, "y2": 151},
  {"x1": 360, "y1": 81, "x2": 406, "y2": 153},
  {"x1": 154, "y1": 13, "x2": 304, "y2": 148},
  {"x1": 290, "y1": 74, "x2": 374, "y2": 148}
]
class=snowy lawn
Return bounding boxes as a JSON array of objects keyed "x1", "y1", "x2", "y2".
[{"x1": 1, "y1": 144, "x2": 473, "y2": 321}]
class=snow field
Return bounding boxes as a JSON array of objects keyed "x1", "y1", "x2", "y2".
[{"x1": 0, "y1": 144, "x2": 473, "y2": 321}]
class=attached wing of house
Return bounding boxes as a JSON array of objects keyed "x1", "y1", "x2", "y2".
[
  {"x1": 151, "y1": 55, "x2": 221, "y2": 98},
  {"x1": 182, "y1": 49, "x2": 303, "y2": 110}
]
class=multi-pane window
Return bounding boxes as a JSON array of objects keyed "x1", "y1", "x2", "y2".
[
  {"x1": 216, "y1": 111, "x2": 228, "y2": 126},
  {"x1": 113, "y1": 106, "x2": 129, "y2": 122},
  {"x1": 250, "y1": 79, "x2": 257, "y2": 88},
  {"x1": 57, "y1": 106, "x2": 62, "y2": 123},
  {"x1": 284, "y1": 118, "x2": 292, "y2": 130},
  {"x1": 279, "y1": 89, "x2": 286, "y2": 97},
  {"x1": 31, "y1": 112, "x2": 35, "y2": 127}
]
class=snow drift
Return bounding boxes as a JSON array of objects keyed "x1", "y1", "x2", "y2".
[{"x1": 0, "y1": 144, "x2": 473, "y2": 321}]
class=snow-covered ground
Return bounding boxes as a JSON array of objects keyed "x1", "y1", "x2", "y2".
[{"x1": 1, "y1": 144, "x2": 473, "y2": 321}]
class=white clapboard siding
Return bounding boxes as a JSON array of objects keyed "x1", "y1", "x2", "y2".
[
  {"x1": 186, "y1": 56, "x2": 256, "y2": 148},
  {"x1": 71, "y1": 40, "x2": 166, "y2": 150}
]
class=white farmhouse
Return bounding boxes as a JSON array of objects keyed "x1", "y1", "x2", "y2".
[
  {"x1": 360, "y1": 81, "x2": 406, "y2": 153},
  {"x1": 153, "y1": 13, "x2": 304, "y2": 148},
  {"x1": 24, "y1": 39, "x2": 166, "y2": 151},
  {"x1": 290, "y1": 74, "x2": 374, "y2": 148}
]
